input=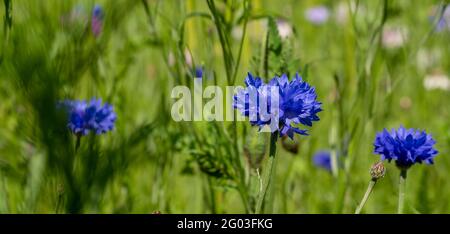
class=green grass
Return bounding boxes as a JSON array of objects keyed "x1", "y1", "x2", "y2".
[{"x1": 0, "y1": 0, "x2": 449, "y2": 214}]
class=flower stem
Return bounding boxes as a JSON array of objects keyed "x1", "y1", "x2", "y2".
[
  {"x1": 255, "y1": 132, "x2": 277, "y2": 214},
  {"x1": 55, "y1": 192, "x2": 63, "y2": 214},
  {"x1": 355, "y1": 179, "x2": 377, "y2": 214},
  {"x1": 75, "y1": 134, "x2": 81, "y2": 153},
  {"x1": 398, "y1": 169, "x2": 407, "y2": 214}
]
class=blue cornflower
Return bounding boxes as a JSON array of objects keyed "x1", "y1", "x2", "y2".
[
  {"x1": 313, "y1": 151, "x2": 332, "y2": 171},
  {"x1": 195, "y1": 67, "x2": 203, "y2": 78},
  {"x1": 373, "y1": 126, "x2": 438, "y2": 169},
  {"x1": 234, "y1": 72, "x2": 322, "y2": 139},
  {"x1": 430, "y1": 5, "x2": 450, "y2": 32},
  {"x1": 91, "y1": 4, "x2": 103, "y2": 37},
  {"x1": 59, "y1": 98, "x2": 116, "y2": 136}
]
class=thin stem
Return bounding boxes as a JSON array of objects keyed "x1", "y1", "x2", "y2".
[
  {"x1": 231, "y1": 0, "x2": 249, "y2": 84},
  {"x1": 206, "y1": 0, "x2": 233, "y2": 83},
  {"x1": 1, "y1": 0, "x2": 12, "y2": 65},
  {"x1": 141, "y1": 0, "x2": 155, "y2": 29},
  {"x1": 398, "y1": 169, "x2": 407, "y2": 214},
  {"x1": 255, "y1": 132, "x2": 277, "y2": 214},
  {"x1": 206, "y1": 0, "x2": 252, "y2": 213},
  {"x1": 263, "y1": 31, "x2": 270, "y2": 81},
  {"x1": 256, "y1": 168, "x2": 262, "y2": 193},
  {"x1": 355, "y1": 179, "x2": 377, "y2": 214},
  {"x1": 55, "y1": 192, "x2": 63, "y2": 214},
  {"x1": 75, "y1": 135, "x2": 81, "y2": 153},
  {"x1": 329, "y1": 123, "x2": 338, "y2": 178},
  {"x1": 0, "y1": 172, "x2": 9, "y2": 212},
  {"x1": 236, "y1": 181, "x2": 251, "y2": 213},
  {"x1": 282, "y1": 158, "x2": 295, "y2": 213},
  {"x1": 206, "y1": 176, "x2": 217, "y2": 214}
]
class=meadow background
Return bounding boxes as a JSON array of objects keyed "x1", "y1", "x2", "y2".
[{"x1": 0, "y1": 0, "x2": 449, "y2": 214}]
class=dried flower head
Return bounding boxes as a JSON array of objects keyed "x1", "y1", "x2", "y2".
[{"x1": 370, "y1": 161, "x2": 386, "y2": 180}]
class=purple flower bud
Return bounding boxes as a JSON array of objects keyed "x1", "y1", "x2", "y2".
[
  {"x1": 91, "y1": 4, "x2": 103, "y2": 37},
  {"x1": 305, "y1": 6, "x2": 329, "y2": 25}
]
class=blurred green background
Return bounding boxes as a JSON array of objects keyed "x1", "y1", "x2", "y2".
[{"x1": 0, "y1": 0, "x2": 449, "y2": 214}]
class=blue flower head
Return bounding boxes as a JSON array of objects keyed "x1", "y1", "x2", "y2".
[
  {"x1": 313, "y1": 151, "x2": 333, "y2": 171},
  {"x1": 234, "y1": 72, "x2": 322, "y2": 139},
  {"x1": 430, "y1": 5, "x2": 450, "y2": 32},
  {"x1": 59, "y1": 98, "x2": 116, "y2": 136},
  {"x1": 93, "y1": 4, "x2": 103, "y2": 18},
  {"x1": 91, "y1": 4, "x2": 103, "y2": 37},
  {"x1": 195, "y1": 67, "x2": 203, "y2": 78},
  {"x1": 373, "y1": 126, "x2": 438, "y2": 169}
]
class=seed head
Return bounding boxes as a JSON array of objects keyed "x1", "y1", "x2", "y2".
[{"x1": 370, "y1": 161, "x2": 386, "y2": 180}]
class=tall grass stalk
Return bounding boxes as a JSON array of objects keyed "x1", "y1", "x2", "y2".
[
  {"x1": 1, "y1": 0, "x2": 12, "y2": 64},
  {"x1": 206, "y1": 0, "x2": 251, "y2": 213},
  {"x1": 255, "y1": 132, "x2": 277, "y2": 214}
]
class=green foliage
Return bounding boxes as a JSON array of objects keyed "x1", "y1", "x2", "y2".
[{"x1": 0, "y1": 0, "x2": 448, "y2": 214}]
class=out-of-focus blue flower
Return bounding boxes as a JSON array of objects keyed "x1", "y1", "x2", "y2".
[
  {"x1": 313, "y1": 151, "x2": 333, "y2": 171},
  {"x1": 374, "y1": 126, "x2": 438, "y2": 169},
  {"x1": 234, "y1": 73, "x2": 322, "y2": 139},
  {"x1": 430, "y1": 5, "x2": 450, "y2": 32},
  {"x1": 59, "y1": 98, "x2": 116, "y2": 136},
  {"x1": 91, "y1": 4, "x2": 103, "y2": 37},
  {"x1": 436, "y1": 18, "x2": 447, "y2": 31},
  {"x1": 305, "y1": 6, "x2": 329, "y2": 25},
  {"x1": 195, "y1": 67, "x2": 203, "y2": 78}
]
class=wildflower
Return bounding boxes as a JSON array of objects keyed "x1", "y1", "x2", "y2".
[
  {"x1": 370, "y1": 161, "x2": 386, "y2": 180},
  {"x1": 423, "y1": 73, "x2": 450, "y2": 91},
  {"x1": 355, "y1": 161, "x2": 385, "y2": 214},
  {"x1": 373, "y1": 126, "x2": 438, "y2": 169},
  {"x1": 195, "y1": 67, "x2": 203, "y2": 78},
  {"x1": 276, "y1": 20, "x2": 293, "y2": 39},
  {"x1": 305, "y1": 6, "x2": 329, "y2": 25},
  {"x1": 91, "y1": 4, "x2": 103, "y2": 37},
  {"x1": 382, "y1": 26, "x2": 408, "y2": 49},
  {"x1": 416, "y1": 49, "x2": 441, "y2": 71},
  {"x1": 430, "y1": 5, "x2": 450, "y2": 32},
  {"x1": 236, "y1": 72, "x2": 322, "y2": 214},
  {"x1": 374, "y1": 126, "x2": 438, "y2": 213},
  {"x1": 234, "y1": 73, "x2": 322, "y2": 139},
  {"x1": 313, "y1": 151, "x2": 333, "y2": 171},
  {"x1": 59, "y1": 98, "x2": 116, "y2": 136}
]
